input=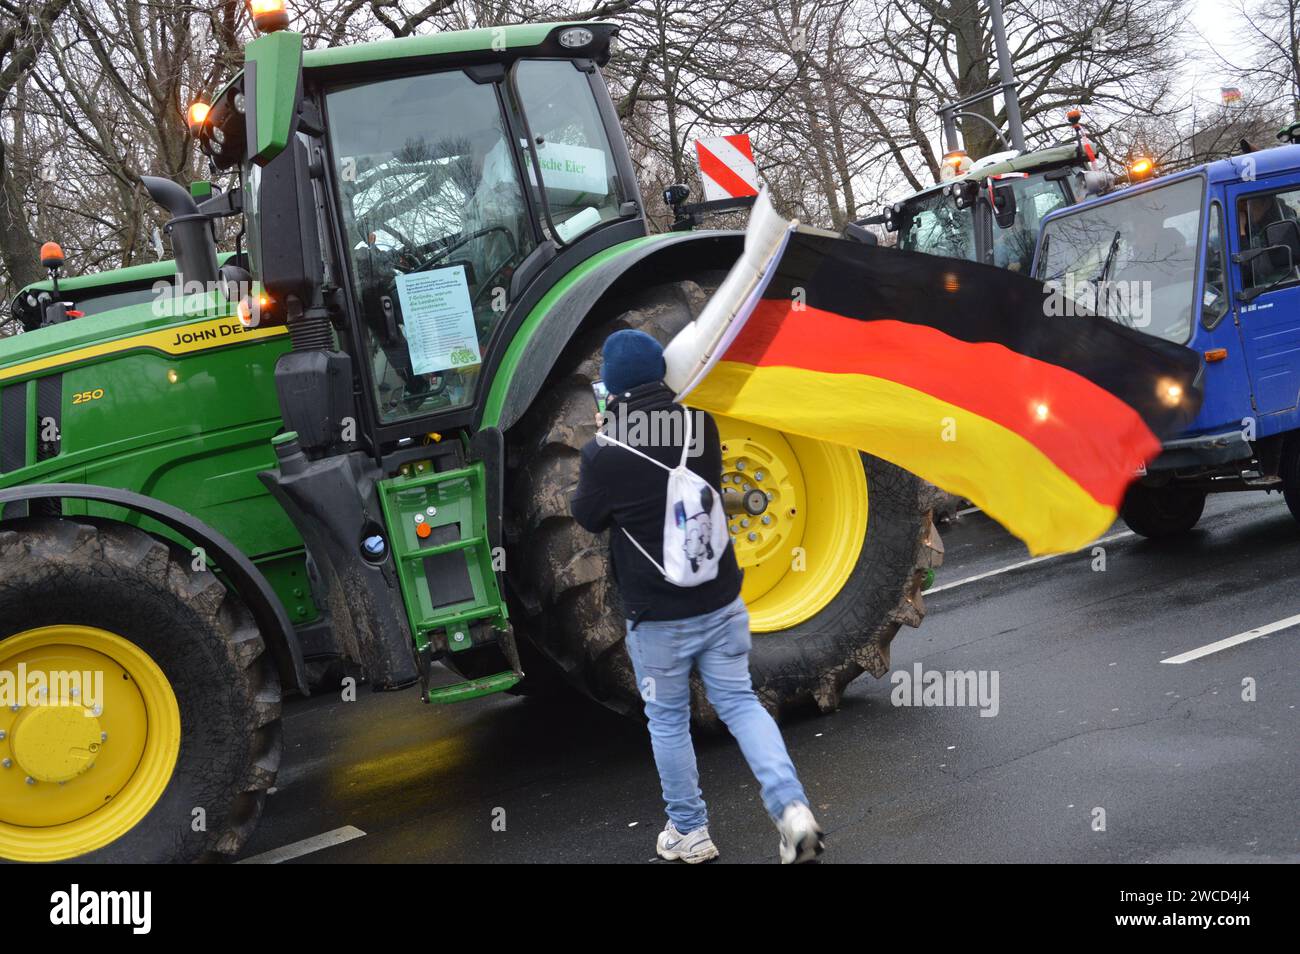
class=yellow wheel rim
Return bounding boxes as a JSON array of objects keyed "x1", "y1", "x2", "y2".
[
  {"x1": 717, "y1": 416, "x2": 868, "y2": 632},
  {"x1": 0, "y1": 626, "x2": 180, "y2": 862}
]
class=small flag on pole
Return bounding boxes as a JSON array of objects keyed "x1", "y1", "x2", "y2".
[
  {"x1": 665, "y1": 194, "x2": 1203, "y2": 556},
  {"x1": 1221, "y1": 86, "x2": 1243, "y2": 106}
]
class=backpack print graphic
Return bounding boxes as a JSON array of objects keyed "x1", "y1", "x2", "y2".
[{"x1": 676, "y1": 486, "x2": 718, "y2": 573}]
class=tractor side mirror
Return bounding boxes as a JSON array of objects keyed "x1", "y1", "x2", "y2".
[
  {"x1": 991, "y1": 181, "x2": 1018, "y2": 229},
  {"x1": 255, "y1": 136, "x2": 325, "y2": 314},
  {"x1": 843, "y1": 222, "x2": 878, "y2": 245}
]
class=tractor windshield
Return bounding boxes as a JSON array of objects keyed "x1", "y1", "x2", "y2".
[
  {"x1": 323, "y1": 62, "x2": 627, "y2": 425},
  {"x1": 513, "y1": 59, "x2": 626, "y2": 242},
  {"x1": 1036, "y1": 176, "x2": 1203, "y2": 344},
  {"x1": 990, "y1": 174, "x2": 1072, "y2": 273},
  {"x1": 324, "y1": 70, "x2": 537, "y2": 423},
  {"x1": 896, "y1": 172, "x2": 1071, "y2": 270},
  {"x1": 897, "y1": 189, "x2": 977, "y2": 261}
]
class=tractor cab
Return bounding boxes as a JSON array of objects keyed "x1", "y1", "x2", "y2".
[
  {"x1": 320, "y1": 53, "x2": 633, "y2": 426},
  {"x1": 883, "y1": 143, "x2": 1088, "y2": 273},
  {"x1": 1031, "y1": 141, "x2": 1300, "y2": 536},
  {"x1": 211, "y1": 20, "x2": 641, "y2": 442}
]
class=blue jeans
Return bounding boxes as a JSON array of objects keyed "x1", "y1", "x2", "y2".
[{"x1": 624, "y1": 595, "x2": 808, "y2": 833}]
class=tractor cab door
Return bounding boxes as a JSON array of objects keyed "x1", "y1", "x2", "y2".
[
  {"x1": 1227, "y1": 177, "x2": 1300, "y2": 420},
  {"x1": 323, "y1": 69, "x2": 539, "y2": 435}
]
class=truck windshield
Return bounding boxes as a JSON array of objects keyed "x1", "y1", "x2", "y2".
[
  {"x1": 896, "y1": 189, "x2": 976, "y2": 261},
  {"x1": 1036, "y1": 176, "x2": 1204, "y2": 344},
  {"x1": 325, "y1": 70, "x2": 536, "y2": 424}
]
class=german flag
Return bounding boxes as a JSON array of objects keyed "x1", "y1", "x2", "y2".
[{"x1": 668, "y1": 213, "x2": 1202, "y2": 555}]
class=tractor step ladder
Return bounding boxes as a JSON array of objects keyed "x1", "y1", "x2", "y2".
[{"x1": 377, "y1": 459, "x2": 519, "y2": 703}]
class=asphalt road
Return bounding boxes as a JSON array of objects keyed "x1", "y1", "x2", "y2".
[{"x1": 241, "y1": 491, "x2": 1300, "y2": 864}]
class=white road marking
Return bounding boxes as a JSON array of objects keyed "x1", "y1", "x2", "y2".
[
  {"x1": 955, "y1": 505, "x2": 982, "y2": 517},
  {"x1": 927, "y1": 531, "x2": 1134, "y2": 594},
  {"x1": 237, "y1": 825, "x2": 367, "y2": 864},
  {"x1": 1160, "y1": 614, "x2": 1300, "y2": 664}
]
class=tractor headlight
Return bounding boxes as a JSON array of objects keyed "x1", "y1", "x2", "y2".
[{"x1": 558, "y1": 27, "x2": 594, "y2": 49}]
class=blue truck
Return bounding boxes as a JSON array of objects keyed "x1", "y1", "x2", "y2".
[{"x1": 1033, "y1": 130, "x2": 1300, "y2": 536}]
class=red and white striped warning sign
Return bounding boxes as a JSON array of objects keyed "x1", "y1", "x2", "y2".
[{"x1": 695, "y1": 134, "x2": 759, "y2": 201}]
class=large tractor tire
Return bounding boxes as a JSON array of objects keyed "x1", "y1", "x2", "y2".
[
  {"x1": 505, "y1": 280, "x2": 943, "y2": 722},
  {"x1": 0, "y1": 518, "x2": 280, "y2": 863},
  {"x1": 1120, "y1": 484, "x2": 1207, "y2": 538}
]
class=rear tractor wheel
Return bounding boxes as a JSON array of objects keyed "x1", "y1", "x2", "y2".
[
  {"x1": 506, "y1": 280, "x2": 943, "y2": 722},
  {"x1": 0, "y1": 518, "x2": 280, "y2": 863}
]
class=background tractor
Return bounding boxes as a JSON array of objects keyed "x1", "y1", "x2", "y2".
[{"x1": 0, "y1": 14, "x2": 940, "y2": 863}]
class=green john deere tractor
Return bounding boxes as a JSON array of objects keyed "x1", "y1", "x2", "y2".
[{"x1": 0, "y1": 17, "x2": 941, "y2": 863}]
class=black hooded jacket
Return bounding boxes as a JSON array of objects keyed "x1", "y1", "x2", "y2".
[{"x1": 569, "y1": 381, "x2": 743, "y2": 624}]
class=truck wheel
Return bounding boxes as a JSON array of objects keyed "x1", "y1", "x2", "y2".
[
  {"x1": 1282, "y1": 436, "x2": 1300, "y2": 525},
  {"x1": 0, "y1": 518, "x2": 280, "y2": 863},
  {"x1": 506, "y1": 280, "x2": 943, "y2": 722},
  {"x1": 1120, "y1": 484, "x2": 1207, "y2": 538}
]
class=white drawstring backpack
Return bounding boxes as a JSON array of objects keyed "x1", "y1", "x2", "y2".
[{"x1": 596, "y1": 410, "x2": 729, "y2": 586}]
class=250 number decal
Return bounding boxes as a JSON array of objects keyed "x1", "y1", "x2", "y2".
[{"x1": 72, "y1": 388, "x2": 106, "y2": 404}]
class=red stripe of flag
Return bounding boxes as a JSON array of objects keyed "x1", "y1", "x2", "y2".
[{"x1": 723, "y1": 300, "x2": 1161, "y2": 507}]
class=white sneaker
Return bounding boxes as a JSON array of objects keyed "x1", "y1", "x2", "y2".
[
  {"x1": 656, "y1": 821, "x2": 720, "y2": 863},
  {"x1": 777, "y1": 802, "x2": 824, "y2": 864}
]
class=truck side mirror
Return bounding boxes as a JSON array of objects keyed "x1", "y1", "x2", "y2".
[{"x1": 1232, "y1": 244, "x2": 1295, "y2": 301}]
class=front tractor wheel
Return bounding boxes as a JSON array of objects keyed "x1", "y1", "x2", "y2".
[
  {"x1": 506, "y1": 281, "x2": 943, "y2": 721},
  {"x1": 0, "y1": 519, "x2": 280, "y2": 863}
]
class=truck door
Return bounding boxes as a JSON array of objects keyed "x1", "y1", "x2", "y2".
[
  {"x1": 1195, "y1": 198, "x2": 1255, "y2": 433},
  {"x1": 1227, "y1": 179, "x2": 1300, "y2": 416}
]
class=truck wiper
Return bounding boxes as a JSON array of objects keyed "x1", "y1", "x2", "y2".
[{"x1": 1093, "y1": 229, "x2": 1122, "y2": 288}]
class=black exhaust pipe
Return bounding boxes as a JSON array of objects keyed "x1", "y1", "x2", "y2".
[{"x1": 142, "y1": 175, "x2": 219, "y2": 289}]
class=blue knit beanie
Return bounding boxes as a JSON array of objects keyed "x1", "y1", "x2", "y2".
[{"x1": 601, "y1": 329, "x2": 666, "y2": 394}]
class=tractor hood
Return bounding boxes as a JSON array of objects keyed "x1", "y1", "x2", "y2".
[{"x1": 0, "y1": 289, "x2": 283, "y2": 388}]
